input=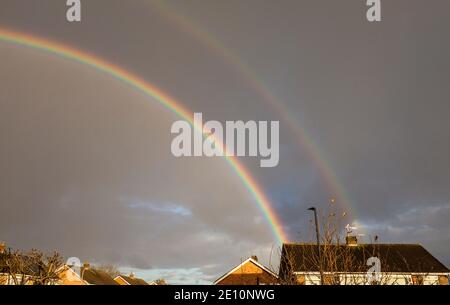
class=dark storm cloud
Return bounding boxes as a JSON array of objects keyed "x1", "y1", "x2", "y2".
[
  {"x1": 0, "y1": 0, "x2": 449, "y2": 283},
  {"x1": 0, "y1": 45, "x2": 275, "y2": 280}
]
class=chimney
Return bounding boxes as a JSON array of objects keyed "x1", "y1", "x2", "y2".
[
  {"x1": 0, "y1": 242, "x2": 5, "y2": 254},
  {"x1": 129, "y1": 272, "x2": 135, "y2": 279},
  {"x1": 346, "y1": 235, "x2": 358, "y2": 246},
  {"x1": 251, "y1": 255, "x2": 258, "y2": 262},
  {"x1": 83, "y1": 262, "x2": 90, "y2": 269}
]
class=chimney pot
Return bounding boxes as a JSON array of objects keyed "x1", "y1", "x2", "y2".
[
  {"x1": 346, "y1": 236, "x2": 358, "y2": 246},
  {"x1": 251, "y1": 255, "x2": 258, "y2": 262}
]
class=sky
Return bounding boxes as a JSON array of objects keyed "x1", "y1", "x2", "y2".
[{"x1": 0, "y1": 0, "x2": 449, "y2": 284}]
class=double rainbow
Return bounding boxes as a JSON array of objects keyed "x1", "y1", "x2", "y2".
[
  {"x1": 150, "y1": 0, "x2": 355, "y2": 220},
  {"x1": 0, "y1": 28, "x2": 287, "y2": 244}
]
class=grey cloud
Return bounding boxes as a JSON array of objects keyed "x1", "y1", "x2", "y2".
[{"x1": 0, "y1": 0, "x2": 449, "y2": 283}]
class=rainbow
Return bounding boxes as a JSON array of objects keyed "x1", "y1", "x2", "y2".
[
  {"x1": 0, "y1": 28, "x2": 288, "y2": 244},
  {"x1": 150, "y1": 1, "x2": 356, "y2": 219}
]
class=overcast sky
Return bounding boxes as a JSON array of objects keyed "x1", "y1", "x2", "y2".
[{"x1": 0, "y1": 0, "x2": 449, "y2": 284}]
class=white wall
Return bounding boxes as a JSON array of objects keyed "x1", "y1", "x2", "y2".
[{"x1": 294, "y1": 272, "x2": 448, "y2": 285}]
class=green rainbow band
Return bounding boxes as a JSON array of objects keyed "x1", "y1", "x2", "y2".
[{"x1": 0, "y1": 28, "x2": 287, "y2": 244}]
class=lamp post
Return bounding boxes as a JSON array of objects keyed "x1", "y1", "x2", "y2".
[{"x1": 308, "y1": 207, "x2": 323, "y2": 285}]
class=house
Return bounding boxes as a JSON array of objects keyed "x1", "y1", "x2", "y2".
[
  {"x1": 60, "y1": 264, "x2": 155, "y2": 285},
  {"x1": 1, "y1": 242, "x2": 124, "y2": 286},
  {"x1": 56, "y1": 262, "x2": 119, "y2": 285},
  {"x1": 279, "y1": 237, "x2": 450, "y2": 285},
  {"x1": 57, "y1": 265, "x2": 86, "y2": 285},
  {"x1": 214, "y1": 256, "x2": 279, "y2": 285},
  {"x1": 114, "y1": 273, "x2": 149, "y2": 285},
  {"x1": 0, "y1": 242, "x2": 90, "y2": 285}
]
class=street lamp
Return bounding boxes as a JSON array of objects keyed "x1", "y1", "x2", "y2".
[{"x1": 308, "y1": 207, "x2": 323, "y2": 285}]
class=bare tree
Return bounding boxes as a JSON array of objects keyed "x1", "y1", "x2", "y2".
[
  {"x1": 31, "y1": 250, "x2": 64, "y2": 285},
  {"x1": 1, "y1": 249, "x2": 34, "y2": 285},
  {"x1": 1, "y1": 248, "x2": 63, "y2": 285}
]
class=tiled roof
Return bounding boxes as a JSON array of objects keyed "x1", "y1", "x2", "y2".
[
  {"x1": 81, "y1": 267, "x2": 118, "y2": 285},
  {"x1": 117, "y1": 275, "x2": 149, "y2": 285},
  {"x1": 279, "y1": 243, "x2": 449, "y2": 278}
]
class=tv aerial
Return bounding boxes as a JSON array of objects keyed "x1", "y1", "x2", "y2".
[{"x1": 345, "y1": 224, "x2": 358, "y2": 235}]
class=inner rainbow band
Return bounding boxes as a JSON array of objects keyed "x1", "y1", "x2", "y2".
[{"x1": 0, "y1": 28, "x2": 288, "y2": 244}]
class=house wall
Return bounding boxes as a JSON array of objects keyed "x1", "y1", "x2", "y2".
[
  {"x1": 216, "y1": 261, "x2": 278, "y2": 285},
  {"x1": 57, "y1": 267, "x2": 86, "y2": 285},
  {"x1": 0, "y1": 273, "x2": 34, "y2": 285},
  {"x1": 294, "y1": 272, "x2": 449, "y2": 285}
]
